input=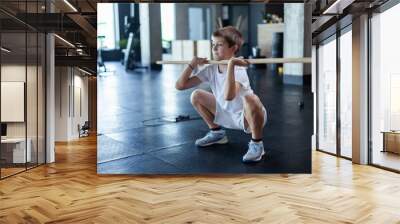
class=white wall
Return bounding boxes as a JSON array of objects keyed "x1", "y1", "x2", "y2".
[
  {"x1": 1, "y1": 65, "x2": 40, "y2": 137},
  {"x1": 72, "y1": 72, "x2": 89, "y2": 138},
  {"x1": 55, "y1": 67, "x2": 89, "y2": 141},
  {"x1": 55, "y1": 66, "x2": 69, "y2": 141}
]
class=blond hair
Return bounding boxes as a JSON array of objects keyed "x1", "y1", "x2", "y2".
[{"x1": 212, "y1": 26, "x2": 243, "y2": 54}]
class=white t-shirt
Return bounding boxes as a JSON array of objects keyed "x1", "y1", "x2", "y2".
[{"x1": 193, "y1": 64, "x2": 254, "y2": 129}]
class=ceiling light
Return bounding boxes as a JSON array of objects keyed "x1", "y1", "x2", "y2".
[
  {"x1": 54, "y1": 34, "x2": 75, "y2": 48},
  {"x1": 63, "y1": 0, "x2": 78, "y2": 12},
  {"x1": 322, "y1": 0, "x2": 356, "y2": 15},
  {"x1": 78, "y1": 67, "x2": 93, "y2": 76},
  {"x1": 76, "y1": 49, "x2": 85, "y2": 55},
  {"x1": 323, "y1": 0, "x2": 343, "y2": 14},
  {"x1": 1, "y1": 47, "x2": 11, "y2": 53}
]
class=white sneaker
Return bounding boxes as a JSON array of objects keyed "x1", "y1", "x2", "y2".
[
  {"x1": 242, "y1": 141, "x2": 265, "y2": 162},
  {"x1": 195, "y1": 130, "x2": 228, "y2": 147}
]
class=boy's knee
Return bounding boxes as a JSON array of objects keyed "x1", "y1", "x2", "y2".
[
  {"x1": 244, "y1": 94, "x2": 262, "y2": 112},
  {"x1": 190, "y1": 89, "x2": 202, "y2": 105}
]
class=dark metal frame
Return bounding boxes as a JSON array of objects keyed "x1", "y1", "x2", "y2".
[
  {"x1": 336, "y1": 19, "x2": 341, "y2": 158},
  {"x1": 367, "y1": 11, "x2": 372, "y2": 166},
  {"x1": 315, "y1": 44, "x2": 319, "y2": 151}
]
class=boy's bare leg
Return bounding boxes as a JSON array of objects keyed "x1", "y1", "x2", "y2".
[
  {"x1": 243, "y1": 94, "x2": 265, "y2": 139},
  {"x1": 190, "y1": 89, "x2": 219, "y2": 129}
]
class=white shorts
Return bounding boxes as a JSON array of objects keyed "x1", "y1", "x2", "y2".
[{"x1": 214, "y1": 105, "x2": 267, "y2": 134}]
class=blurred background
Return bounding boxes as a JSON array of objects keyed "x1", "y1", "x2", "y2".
[{"x1": 97, "y1": 3, "x2": 311, "y2": 85}]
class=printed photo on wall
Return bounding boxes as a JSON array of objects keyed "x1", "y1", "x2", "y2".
[{"x1": 97, "y1": 2, "x2": 313, "y2": 174}]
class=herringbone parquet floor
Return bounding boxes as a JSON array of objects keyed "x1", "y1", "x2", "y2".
[{"x1": 1, "y1": 135, "x2": 400, "y2": 223}]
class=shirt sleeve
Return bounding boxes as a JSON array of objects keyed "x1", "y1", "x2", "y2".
[
  {"x1": 192, "y1": 65, "x2": 211, "y2": 83},
  {"x1": 234, "y1": 66, "x2": 251, "y2": 89}
]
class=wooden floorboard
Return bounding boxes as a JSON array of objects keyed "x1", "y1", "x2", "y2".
[{"x1": 1, "y1": 135, "x2": 400, "y2": 223}]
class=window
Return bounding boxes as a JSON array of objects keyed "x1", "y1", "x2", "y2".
[
  {"x1": 0, "y1": 2, "x2": 46, "y2": 179},
  {"x1": 98, "y1": 3, "x2": 119, "y2": 50},
  {"x1": 339, "y1": 28, "x2": 352, "y2": 158},
  {"x1": 317, "y1": 36, "x2": 337, "y2": 154},
  {"x1": 370, "y1": 2, "x2": 400, "y2": 171},
  {"x1": 161, "y1": 3, "x2": 176, "y2": 41}
]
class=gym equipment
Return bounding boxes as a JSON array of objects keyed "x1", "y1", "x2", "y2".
[
  {"x1": 78, "y1": 121, "x2": 90, "y2": 138},
  {"x1": 123, "y1": 16, "x2": 147, "y2": 70}
]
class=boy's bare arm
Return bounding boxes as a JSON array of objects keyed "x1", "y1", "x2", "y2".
[
  {"x1": 175, "y1": 57, "x2": 208, "y2": 90},
  {"x1": 224, "y1": 58, "x2": 249, "y2": 101}
]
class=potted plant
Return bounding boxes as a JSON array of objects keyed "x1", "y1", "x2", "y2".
[{"x1": 260, "y1": 11, "x2": 272, "y2": 23}]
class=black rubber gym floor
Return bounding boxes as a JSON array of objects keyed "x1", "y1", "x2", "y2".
[{"x1": 97, "y1": 62, "x2": 312, "y2": 174}]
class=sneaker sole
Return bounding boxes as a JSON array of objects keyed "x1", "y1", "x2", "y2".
[
  {"x1": 243, "y1": 150, "x2": 266, "y2": 163},
  {"x1": 196, "y1": 136, "x2": 229, "y2": 147}
]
